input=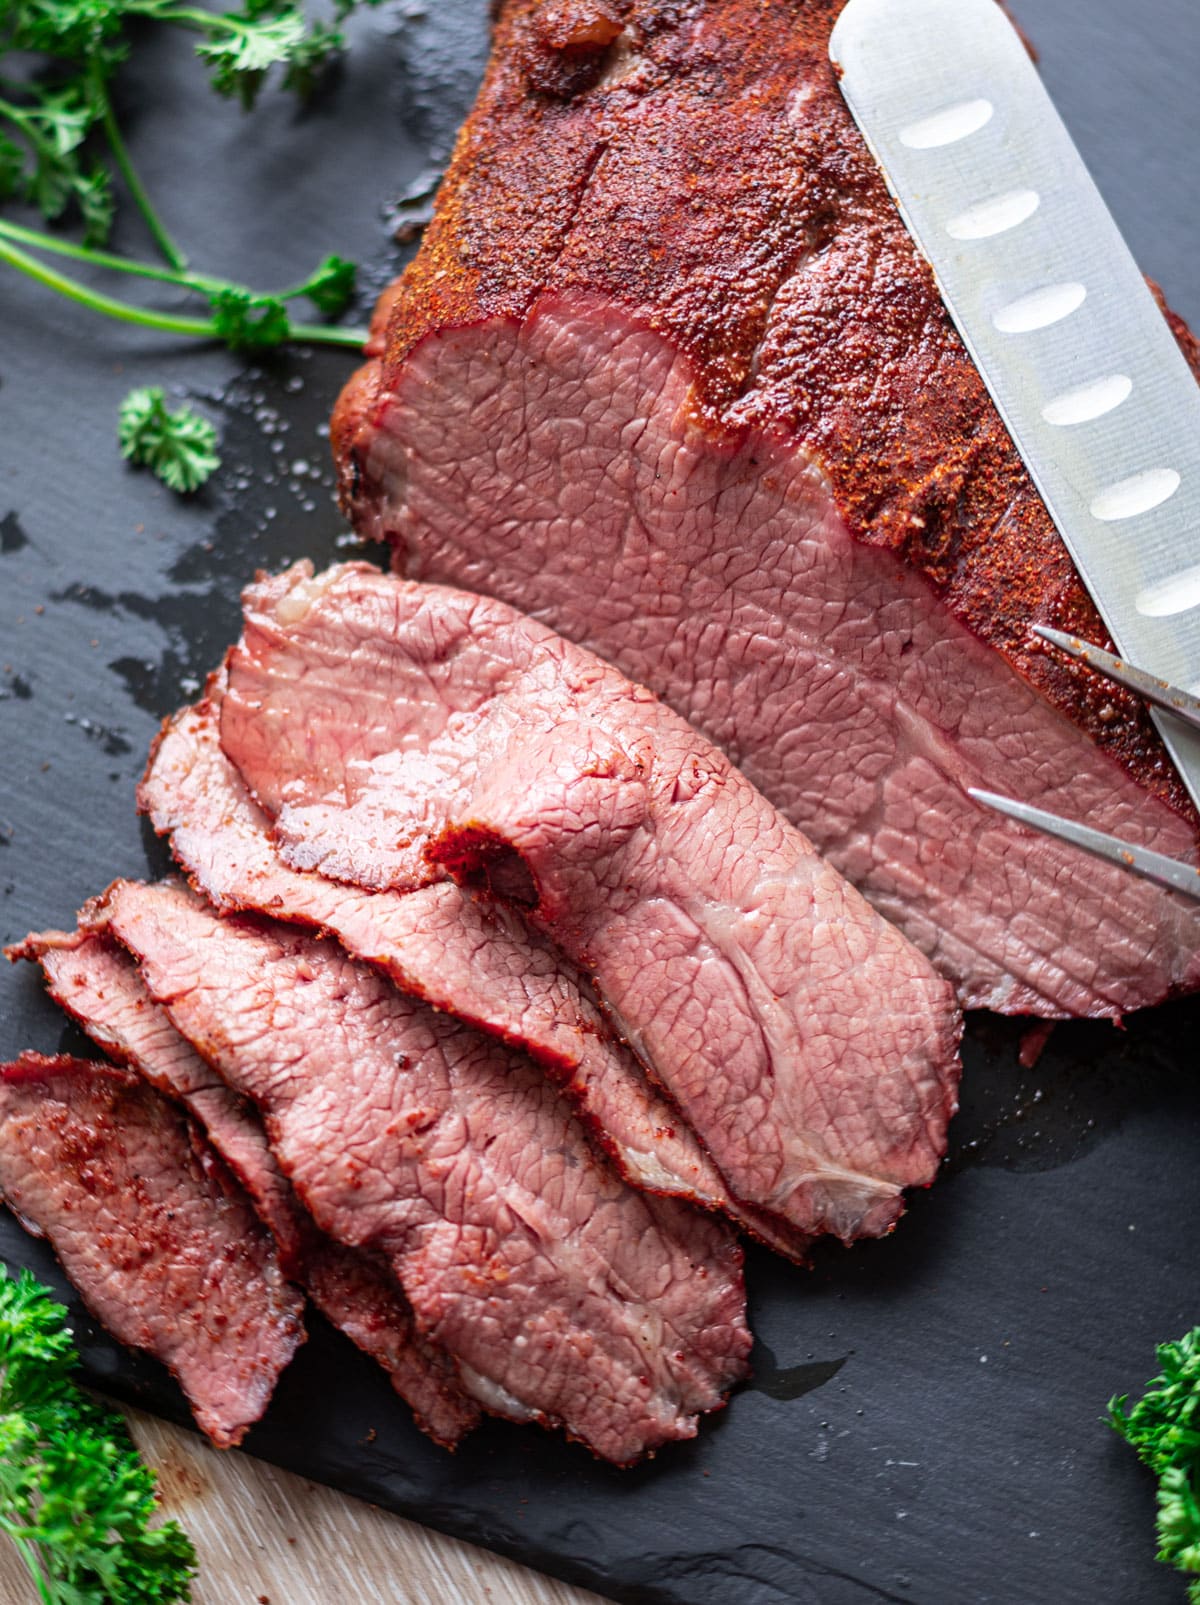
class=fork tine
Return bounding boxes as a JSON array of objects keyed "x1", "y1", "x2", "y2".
[
  {"x1": 1032, "y1": 624, "x2": 1200, "y2": 736},
  {"x1": 967, "y1": 787, "x2": 1200, "y2": 902}
]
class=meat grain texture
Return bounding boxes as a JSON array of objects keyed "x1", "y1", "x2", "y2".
[
  {"x1": 97, "y1": 878, "x2": 753, "y2": 1465},
  {"x1": 0, "y1": 1053, "x2": 304, "y2": 1447},
  {"x1": 220, "y1": 561, "x2": 961, "y2": 1246},
  {"x1": 332, "y1": 0, "x2": 1200, "y2": 1018},
  {"x1": 139, "y1": 685, "x2": 810, "y2": 1260},
  {"x1": 17, "y1": 925, "x2": 478, "y2": 1447}
]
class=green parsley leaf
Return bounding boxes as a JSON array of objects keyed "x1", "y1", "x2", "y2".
[
  {"x1": 31, "y1": 85, "x2": 96, "y2": 157},
  {"x1": 28, "y1": 144, "x2": 79, "y2": 220},
  {"x1": 75, "y1": 163, "x2": 114, "y2": 245},
  {"x1": 6, "y1": 0, "x2": 129, "y2": 64},
  {"x1": 118, "y1": 387, "x2": 221, "y2": 493},
  {"x1": 0, "y1": 1264, "x2": 78, "y2": 1408},
  {"x1": 207, "y1": 285, "x2": 291, "y2": 349},
  {"x1": 196, "y1": 8, "x2": 308, "y2": 108},
  {"x1": 0, "y1": 1265, "x2": 196, "y2": 1603},
  {"x1": 1110, "y1": 1326, "x2": 1200, "y2": 1599},
  {"x1": 2, "y1": 83, "x2": 107, "y2": 230},
  {"x1": 300, "y1": 251, "x2": 356, "y2": 317}
]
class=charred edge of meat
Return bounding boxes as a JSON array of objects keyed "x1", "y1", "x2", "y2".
[{"x1": 428, "y1": 823, "x2": 541, "y2": 909}]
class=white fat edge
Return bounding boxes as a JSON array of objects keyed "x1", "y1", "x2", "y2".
[
  {"x1": 621, "y1": 1146, "x2": 719, "y2": 1203},
  {"x1": 456, "y1": 1364, "x2": 538, "y2": 1423}
]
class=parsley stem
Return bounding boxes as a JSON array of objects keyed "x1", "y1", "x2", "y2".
[
  {"x1": 278, "y1": 320, "x2": 368, "y2": 348},
  {"x1": 126, "y1": 4, "x2": 238, "y2": 33},
  {"x1": 91, "y1": 73, "x2": 189, "y2": 273},
  {"x1": 0, "y1": 219, "x2": 223, "y2": 292},
  {"x1": 0, "y1": 237, "x2": 368, "y2": 349},
  {"x1": 0, "y1": 220, "x2": 353, "y2": 312},
  {"x1": 0, "y1": 237, "x2": 216, "y2": 335}
]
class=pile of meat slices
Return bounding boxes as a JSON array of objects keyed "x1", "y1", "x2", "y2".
[{"x1": 1, "y1": 560, "x2": 962, "y2": 1464}]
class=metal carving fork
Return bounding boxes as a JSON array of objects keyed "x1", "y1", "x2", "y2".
[{"x1": 969, "y1": 626, "x2": 1200, "y2": 901}]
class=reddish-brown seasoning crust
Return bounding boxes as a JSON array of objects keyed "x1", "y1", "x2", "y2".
[{"x1": 334, "y1": 0, "x2": 1200, "y2": 820}]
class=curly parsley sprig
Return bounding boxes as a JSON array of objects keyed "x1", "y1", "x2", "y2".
[
  {"x1": 0, "y1": 1265, "x2": 197, "y2": 1604},
  {"x1": 119, "y1": 388, "x2": 220, "y2": 492},
  {"x1": 1110, "y1": 1325, "x2": 1200, "y2": 1601}
]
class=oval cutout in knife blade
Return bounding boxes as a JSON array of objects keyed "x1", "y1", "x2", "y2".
[
  {"x1": 1136, "y1": 563, "x2": 1200, "y2": 619},
  {"x1": 1091, "y1": 467, "x2": 1180, "y2": 523},
  {"x1": 946, "y1": 187, "x2": 1039, "y2": 240},
  {"x1": 899, "y1": 97, "x2": 994, "y2": 150},
  {"x1": 1041, "y1": 373, "x2": 1133, "y2": 426},
  {"x1": 993, "y1": 281, "x2": 1087, "y2": 334}
]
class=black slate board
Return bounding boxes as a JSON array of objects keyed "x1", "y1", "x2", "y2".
[{"x1": 1, "y1": 3, "x2": 1198, "y2": 1601}]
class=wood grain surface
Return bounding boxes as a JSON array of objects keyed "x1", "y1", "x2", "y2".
[{"x1": 0, "y1": 1409, "x2": 608, "y2": 1605}]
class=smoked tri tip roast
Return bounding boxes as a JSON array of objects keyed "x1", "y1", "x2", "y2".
[
  {"x1": 331, "y1": 0, "x2": 1200, "y2": 1020},
  {"x1": 217, "y1": 560, "x2": 962, "y2": 1247},
  {"x1": 137, "y1": 677, "x2": 814, "y2": 1262},
  {"x1": 1, "y1": 549, "x2": 964, "y2": 1464}
]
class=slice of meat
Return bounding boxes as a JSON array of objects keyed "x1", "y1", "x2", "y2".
[
  {"x1": 11, "y1": 926, "x2": 477, "y2": 1448},
  {"x1": 0, "y1": 1052, "x2": 303, "y2": 1448},
  {"x1": 330, "y1": 0, "x2": 1200, "y2": 1019},
  {"x1": 138, "y1": 683, "x2": 809, "y2": 1261},
  {"x1": 99, "y1": 878, "x2": 752, "y2": 1465},
  {"x1": 15, "y1": 928, "x2": 301, "y2": 1255},
  {"x1": 220, "y1": 561, "x2": 961, "y2": 1245}
]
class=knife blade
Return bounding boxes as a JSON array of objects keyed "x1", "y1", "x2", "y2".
[{"x1": 829, "y1": 0, "x2": 1200, "y2": 812}]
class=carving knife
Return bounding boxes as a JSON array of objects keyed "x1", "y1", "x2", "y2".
[{"x1": 829, "y1": 0, "x2": 1200, "y2": 817}]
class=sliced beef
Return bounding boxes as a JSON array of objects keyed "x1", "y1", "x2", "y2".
[
  {"x1": 0, "y1": 1052, "x2": 303, "y2": 1448},
  {"x1": 331, "y1": 0, "x2": 1200, "y2": 1019},
  {"x1": 220, "y1": 561, "x2": 961, "y2": 1245},
  {"x1": 12, "y1": 925, "x2": 477, "y2": 1448},
  {"x1": 139, "y1": 684, "x2": 809, "y2": 1261},
  {"x1": 97, "y1": 878, "x2": 751, "y2": 1465},
  {"x1": 18, "y1": 928, "x2": 299, "y2": 1251}
]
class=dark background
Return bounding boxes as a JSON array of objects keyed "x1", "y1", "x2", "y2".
[{"x1": 1, "y1": 2, "x2": 1198, "y2": 1601}]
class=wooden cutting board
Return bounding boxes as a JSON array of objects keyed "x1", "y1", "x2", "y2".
[{"x1": 0, "y1": 1410, "x2": 606, "y2": 1605}]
